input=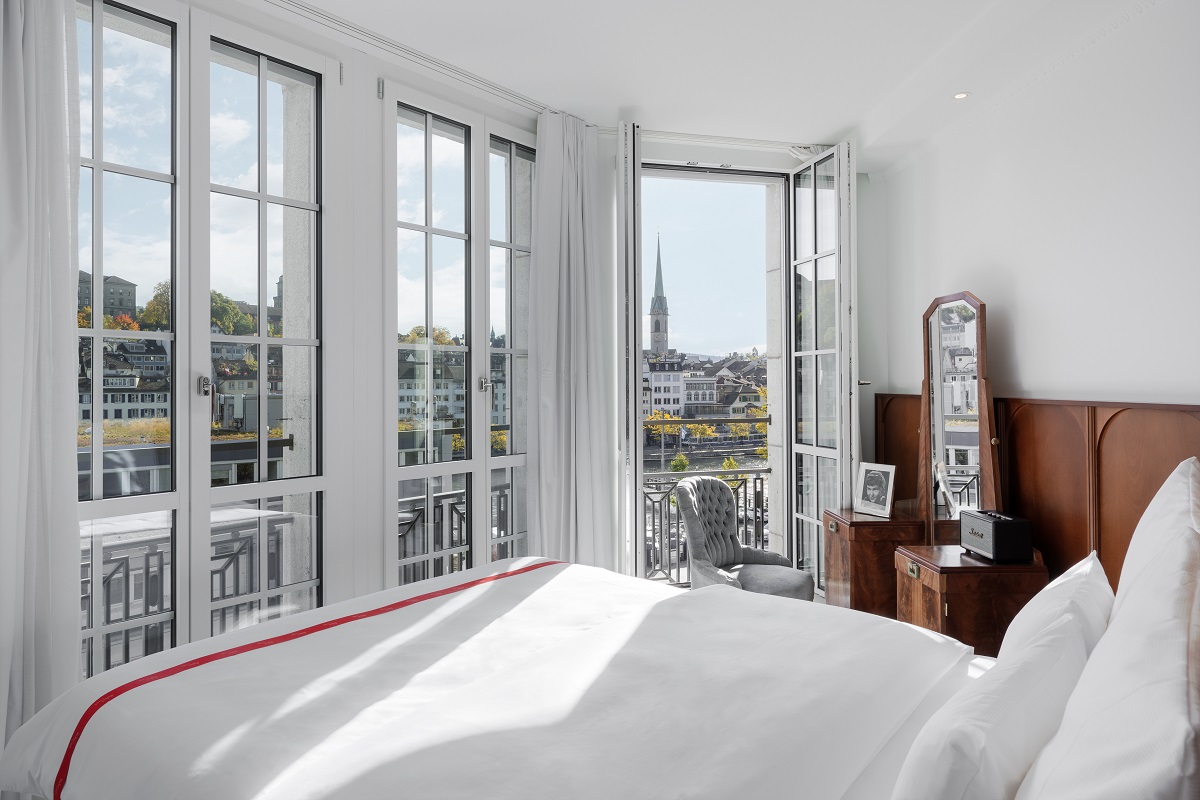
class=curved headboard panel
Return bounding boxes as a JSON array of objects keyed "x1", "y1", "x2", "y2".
[{"x1": 875, "y1": 394, "x2": 1200, "y2": 588}]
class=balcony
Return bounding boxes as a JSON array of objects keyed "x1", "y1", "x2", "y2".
[{"x1": 642, "y1": 415, "x2": 771, "y2": 586}]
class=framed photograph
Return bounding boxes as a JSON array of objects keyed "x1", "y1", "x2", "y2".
[{"x1": 854, "y1": 462, "x2": 896, "y2": 518}]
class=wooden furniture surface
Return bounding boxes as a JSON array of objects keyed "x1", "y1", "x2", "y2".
[
  {"x1": 895, "y1": 545, "x2": 1048, "y2": 658},
  {"x1": 875, "y1": 394, "x2": 1200, "y2": 589},
  {"x1": 823, "y1": 508, "x2": 925, "y2": 618}
]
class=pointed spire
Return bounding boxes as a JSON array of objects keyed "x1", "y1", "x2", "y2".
[{"x1": 650, "y1": 233, "x2": 668, "y2": 314}]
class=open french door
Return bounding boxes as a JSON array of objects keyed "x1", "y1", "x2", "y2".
[{"x1": 789, "y1": 144, "x2": 857, "y2": 592}]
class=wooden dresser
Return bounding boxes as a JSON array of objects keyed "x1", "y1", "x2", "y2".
[
  {"x1": 895, "y1": 545, "x2": 1048, "y2": 657},
  {"x1": 823, "y1": 508, "x2": 926, "y2": 618}
]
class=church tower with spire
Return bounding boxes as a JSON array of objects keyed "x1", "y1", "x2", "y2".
[{"x1": 649, "y1": 235, "x2": 669, "y2": 356}]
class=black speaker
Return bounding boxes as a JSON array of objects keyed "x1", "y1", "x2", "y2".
[{"x1": 959, "y1": 509, "x2": 1033, "y2": 563}]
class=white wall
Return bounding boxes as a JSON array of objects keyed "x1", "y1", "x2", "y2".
[{"x1": 867, "y1": 0, "x2": 1200, "y2": 405}]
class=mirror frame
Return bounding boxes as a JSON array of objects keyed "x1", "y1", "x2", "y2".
[{"x1": 916, "y1": 291, "x2": 1003, "y2": 543}]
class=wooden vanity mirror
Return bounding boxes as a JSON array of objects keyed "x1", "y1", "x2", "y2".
[{"x1": 916, "y1": 291, "x2": 1002, "y2": 543}]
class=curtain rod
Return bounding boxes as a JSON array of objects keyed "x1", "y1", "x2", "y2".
[{"x1": 263, "y1": 0, "x2": 548, "y2": 114}]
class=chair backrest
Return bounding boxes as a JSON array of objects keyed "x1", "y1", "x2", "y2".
[{"x1": 676, "y1": 476, "x2": 742, "y2": 569}]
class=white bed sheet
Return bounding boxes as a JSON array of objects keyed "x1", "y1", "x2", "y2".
[{"x1": 0, "y1": 558, "x2": 973, "y2": 800}]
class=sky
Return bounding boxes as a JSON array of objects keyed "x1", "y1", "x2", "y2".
[{"x1": 641, "y1": 175, "x2": 773, "y2": 359}]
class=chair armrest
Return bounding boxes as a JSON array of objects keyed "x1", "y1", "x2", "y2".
[
  {"x1": 690, "y1": 559, "x2": 741, "y2": 589},
  {"x1": 739, "y1": 547, "x2": 791, "y2": 567}
]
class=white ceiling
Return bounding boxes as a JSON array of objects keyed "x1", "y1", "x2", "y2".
[{"x1": 297, "y1": 0, "x2": 1133, "y2": 170}]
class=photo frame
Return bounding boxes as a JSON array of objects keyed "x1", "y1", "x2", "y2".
[{"x1": 854, "y1": 462, "x2": 896, "y2": 518}]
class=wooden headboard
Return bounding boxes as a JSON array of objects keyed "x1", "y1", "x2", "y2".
[{"x1": 875, "y1": 394, "x2": 1200, "y2": 587}]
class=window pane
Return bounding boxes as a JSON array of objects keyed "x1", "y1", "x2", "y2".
[
  {"x1": 815, "y1": 255, "x2": 836, "y2": 349},
  {"x1": 265, "y1": 493, "x2": 318, "y2": 589},
  {"x1": 101, "y1": 337, "x2": 172, "y2": 497},
  {"x1": 795, "y1": 452, "x2": 815, "y2": 517},
  {"x1": 430, "y1": 473, "x2": 470, "y2": 555},
  {"x1": 103, "y1": 173, "x2": 170, "y2": 331},
  {"x1": 267, "y1": 203, "x2": 314, "y2": 339},
  {"x1": 489, "y1": 246, "x2": 507, "y2": 345},
  {"x1": 77, "y1": 1, "x2": 92, "y2": 160},
  {"x1": 815, "y1": 156, "x2": 836, "y2": 253},
  {"x1": 512, "y1": 251, "x2": 529, "y2": 350},
  {"x1": 489, "y1": 138, "x2": 509, "y2": 242},
  {"x1": 490, "y1": 467, "x2": 528, "y2": 561},
  {"x1": 796, "y1": 518, "x2": 819, "y2": 575},
  {"x1": 266, "y1": 60, "x2": 316, "y2": 202},
  {"x1": 102, "y1": 5, "x2": 171, "y2": 173},
  {"x1": 396, "y1": 104, "x2": 425, "y2": 226},
  {"x1": 431, "y1": 118, "x2": 466, "y2": 233},
  {"x1": 817, "y1": 353, "x2": 837, "y2": 449},
  {"x1": 513, "y1": 145, "x2": 534, "y2": 248},
  {"x1": 210, "y1": 192, "x2": 259, "y2": 334},
  {"x1": 494, "y1": 353, "x2": 527, "y2": 455},
  {"x1": 430, "y1": 349, "x2": 467, "y2": 463},
  {"x1": 80, "y1": 511, "x2": 175, "y2": 674},
  {"x1": 795, "y1": 167, "x2": 814, "y2": 258},
  {"x1": 795, "y1": 355, "x2": 814, "y2": 446},
  {"x1": 211, "y1": 500, "x2": 259, "y2": 606},
  {"x1": 431, "y1": 235, "x2": 466, "y2": 345},
  {"x1": 397, "y1": 477, "x2": 428, "y2": 563},
  {"x1": 210, "y1": 42, "x2": 258, "y2": 191},
  {"x1": 817, "y1": 456, "x2": 837, "y2": 523},
  {"x1": 397, "y1": 348, "x2": 428, "y2": 466},
  {"x1": 78, "y1": 167, "x2": 92, "y2": 324},
  {"x1": 211, "y1": 343, "x2": 258, "y2": 486},
  {"x1": 268, "y1": 345, "x2": 316, "y2": 480},
  {"x1": 396, "y1": 227, "x2": 425, "y2": 343},
  {"x1": 78, "y1": 338, "x2": 92, "y2": 501},
  {"x1": 795, "y1": 260, "x2": 813, "y2": 352},
  {"x1": 211, "y1": 601, "x2": 259, "y2": 636}
]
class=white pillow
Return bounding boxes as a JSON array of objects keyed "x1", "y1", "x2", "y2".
[
  {"x1": 1111, "y1": 456, "x2": 1200, "y2": 619},
  {"x1": 891, "y1": 613, "x2": 1088, "y2": 800},
  {"x1": 999, "y1": 552, "x2": 1112, "y2": 659},
  {"x1": 1015, "y1": 527, "x2": 1200, "y2": 800}
]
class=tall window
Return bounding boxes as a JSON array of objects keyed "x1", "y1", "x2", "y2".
[
  {"x1": 74, "y1": 1, "x2": 325, "y2": 677},
  {"x1": 76, "y1": 0, "x2": 177, "y2": 677},
  {"x1": 206, "y1": 41, "x2": 322, "y2": 636},
  {"x1": 487, "y1": 137, "x2": 533, "y2": 561}
]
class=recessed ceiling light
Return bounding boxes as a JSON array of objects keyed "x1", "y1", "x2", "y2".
[
  {"x1": 953, "y1": 92, "x2": 970, "y2": 100},
  {"x1": 686, "y1": 161, "x2": 699, "y2": 166}
]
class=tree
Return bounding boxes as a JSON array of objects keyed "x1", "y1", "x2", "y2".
[
  {"x1": 210, "y1": 291, "x2": 256, "y2": 336},
  {"x1": 399, "y1": 325, "x2": 454, "y2": 345},
  {"x1": 685, "y1": 421, "x2": 717, "y2": 444},
  {"x1": 750, "y1": 386, "x2": 769, "y2": 435},
  {"x1": 104, "y1": 313, "x2": 140, "y2": 331},
  {"x1": 721, "y1": 455, "x2": 739, "y2": 471},
  {"x1": 669, "y1": 453, "x2": 689, "y2": 472},
  {"x1": 77, "y1": 306, "x2": 91, "y2": 328},
  {"x1": 491, "y1": 429, "x2": 508, "y2": 454},
  {"x1": 139, "y1": 281, "x2": 171, "y2": 331},
  {"x1": 728, "y1": 421, "x2": 750, "y2": 440},
  {"x1": 643, "y1": 408, "x2": 682, "y2": 439}
]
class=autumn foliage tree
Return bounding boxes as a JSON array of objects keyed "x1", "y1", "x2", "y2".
[
  {"x1": 138, "y1": 281, "x2": 171, "y2": 331},
  {"x1": 400, "y1": 325, "x2": 454, "y2": 345}
]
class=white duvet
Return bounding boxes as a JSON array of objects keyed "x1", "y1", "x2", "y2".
[{"x1": 0, "y1": 558, "x2": 972, "y2": 800}]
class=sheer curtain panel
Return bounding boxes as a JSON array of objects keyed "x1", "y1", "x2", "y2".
[
  {"x1": 0, "y1": 0, "x2": 81, "y2": 763},
  {"x1": 527, "y1": 111, "x2": 618, "y2": 568}
]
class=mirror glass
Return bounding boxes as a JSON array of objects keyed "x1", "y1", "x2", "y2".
[{"x1": 928, "y1": 300, "x2": 981, "y2": 517}]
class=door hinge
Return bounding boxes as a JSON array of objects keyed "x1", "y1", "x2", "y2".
[
  {"x1": 377, "y1": 78, "x2": 384, "y2": 99},
  {"x1": 339, "y1": 62, "x2": 344, "y2": 85}
]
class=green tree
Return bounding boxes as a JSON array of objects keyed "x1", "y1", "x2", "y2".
[
  {"x1": 669, "y1": 453, "x2": 689, "y2": 472},
  {"x1": 721, "y1": 455, "x2": 739, "y2": 471},
  {"x1": 210, "y1": 291, "x2": 256, "y2": 336},
  {"x1": 139, "y1": 281, "x2": 171, "y2": 330},
  {"x1": 77, "y1": 306, "x2": 91, "y2": 328}
]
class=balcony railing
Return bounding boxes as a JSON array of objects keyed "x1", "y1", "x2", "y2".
[{"x1": 642, "y1": 415, "x2": 772, "y2": 586}]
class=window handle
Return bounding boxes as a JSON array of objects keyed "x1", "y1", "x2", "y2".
[
  {"x1": 197, "y1": 376, "x2": 212, "y2": 397},
  {"x1": 478, "y1": 377, "x2": 493, "y2": 393}
]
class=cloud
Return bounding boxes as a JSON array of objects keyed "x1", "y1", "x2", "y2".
[{"x1": 211, "y1": 112, "x2": 253, "y2": 151}]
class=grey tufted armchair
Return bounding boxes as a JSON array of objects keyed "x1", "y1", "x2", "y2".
[{"x1": 676, "y1": 476, "x2": 814, "y2": 601}]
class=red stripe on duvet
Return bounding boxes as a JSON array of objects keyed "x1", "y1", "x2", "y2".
[{"x1": 53, "y1": 559, "x2": 563, "y2": 800}]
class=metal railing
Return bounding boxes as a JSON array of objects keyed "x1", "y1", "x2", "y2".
[{"x1": 642, "y1": 414, "x2": 772, "y2": 586}]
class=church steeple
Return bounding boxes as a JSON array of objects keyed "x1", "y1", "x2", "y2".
[{"x1": 649, "y1": 234, "x2": 669, "y2": 355}]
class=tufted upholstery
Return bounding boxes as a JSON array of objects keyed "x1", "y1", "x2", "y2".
[{"x1": 675, "y1": 476, "x2": 814, "y2": 600}]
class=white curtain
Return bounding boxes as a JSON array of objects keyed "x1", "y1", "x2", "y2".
[
  {"x1": 0, "y1": 0, "x2": 81, "y2": 763},
  {"x1": 527, "y1": 111, "x2": 618, "y2": 569}
]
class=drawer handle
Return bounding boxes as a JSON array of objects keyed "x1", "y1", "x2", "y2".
[
  {"x1": 907, "y1": 562, "x2": 920, "y2": 580},
  {"x1": 827, "y1": 519, "x2": 838, "y2": 533}
]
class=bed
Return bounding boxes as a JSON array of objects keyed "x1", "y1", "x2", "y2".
[
  {"x1": 3, "y1": 455, "x2": 1197, "y2": 800},
  {"x1": 1, "y1": 557, "x2": 977, "y2": 800}
]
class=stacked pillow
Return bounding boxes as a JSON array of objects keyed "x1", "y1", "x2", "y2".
[
  {"x1": 1014, "y1": 457, "x2": 1200, "y2": 800},
  {"x1": 890, "y1": 555, "x2": 1113, "y2": 800}
]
